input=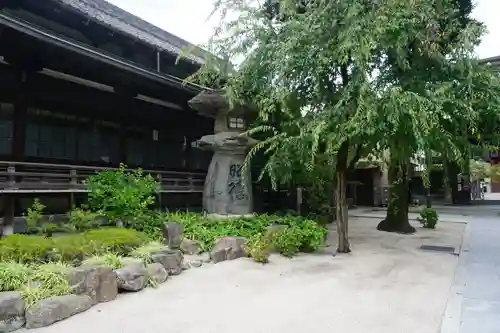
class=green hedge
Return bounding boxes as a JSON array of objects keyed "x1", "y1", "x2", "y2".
[{"x1": 0, "y1": 228, "x2": 149, "y2": 264}]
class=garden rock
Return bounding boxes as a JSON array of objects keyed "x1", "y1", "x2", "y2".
[
  {"x1": 182, "y1": 261, "x2": 191, "y2": 270},
  {"x1": 200, "y1": 252, "x2": 212, "y2": 263},
  {"x1": 0, "y1": 291, "x2": 25, "y2": 332},
  {"x1": 68, "y1": 265, "x2": 118, "y2": 304},
  {"x1": 163, "y1": 222, "x2": 184, "y2": 249},
  {"x1": 115, "y1": 262, "x2": 148, "y2": 291},
  {"x1": 25, "y1": 294, "x2": 93, "y2": 329},
  {"x1": 181, "y1": 239, "x2": 202, "y2": 255},
  {"x1": 210, "y1": 237, "x2": 247, "y2": 263},
  {"x1": 189, "y1": 259, "x2": 203, "y2": 268},
  {"x1": 147, "y1": 263, "x2": 168, "y2": 284},
  {"x1": 152, "y1": 250, "x2": 183, "y2": 275}
]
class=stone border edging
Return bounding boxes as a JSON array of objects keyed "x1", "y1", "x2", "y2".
[{"x1": 439, "y1": 219, "x2": 472, "y2": 333}]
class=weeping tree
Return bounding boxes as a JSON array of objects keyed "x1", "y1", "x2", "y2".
[
  {"x1": 187, "y1": 0, "x2": 393, "y2": 253},
  {"x1": 373, "y1": 0, "x2": 500, "y2": 233},
  {"x1": 185, "y1": 0, "x2": 500, "y2": 250}
]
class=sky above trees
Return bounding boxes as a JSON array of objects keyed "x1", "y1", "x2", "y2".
[{"x1": 107, "y1": 0, "x2": 500, "y2": 59}]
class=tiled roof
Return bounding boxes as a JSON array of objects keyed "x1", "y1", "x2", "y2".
[{"x1": 55, "y1": 0, "x2": 206, "y2": 64}]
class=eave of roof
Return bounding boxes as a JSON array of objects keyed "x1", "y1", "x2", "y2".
[
  {"x1": 54, "y1": 0, "x2": 208, "y2": 65},
  {"x1": 479, "y1": 55, "x2": 500, "y2": 66},
  {"x1": 0, "y1": 11, "x2": 205, "y2": 94}
]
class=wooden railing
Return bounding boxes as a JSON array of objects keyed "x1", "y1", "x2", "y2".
[{"x1": 0, "y1": 161, "x2": 206, "y2": 193}]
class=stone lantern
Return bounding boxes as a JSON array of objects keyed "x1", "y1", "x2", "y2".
[{"x1": 188, "y1": 90, "x2": 257, "y2": 216}]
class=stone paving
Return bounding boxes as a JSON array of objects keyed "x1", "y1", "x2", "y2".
[
  {"x1": 352, "y1": 203, "x2": 500, "y2": 333},
  {"x1": 441, "y1": 214, "x2": 500, "y2": 333},
  {"x1": 20, "y1": 217, "x2": 463, "y2": 333}
]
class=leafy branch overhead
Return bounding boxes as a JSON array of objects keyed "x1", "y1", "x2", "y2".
[{"x1": 183, "y1": 0, "x2": 500, "y2": 250}]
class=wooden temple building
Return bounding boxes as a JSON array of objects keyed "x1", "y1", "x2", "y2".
[{"x1": 0, "y1": 0, "x2": 216, "y2": 224}]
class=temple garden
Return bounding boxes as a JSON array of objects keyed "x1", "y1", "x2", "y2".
[{"x1": 0, "y1": 166, "x2": 328, "y2": 331}]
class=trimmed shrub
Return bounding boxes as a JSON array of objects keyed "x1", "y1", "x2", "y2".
[
  {"x1": 420, "y1": 207, "x2": 439, "y2": 229},
  {"x1": 0, "y1": 234, "x2": 53, "y2": 263},
  {"x1": 0, "y1": 228, "x2": 149, "y2": 264},
  {"x1": 84, "y1": 228, "x2": 149, "y2": 254}
]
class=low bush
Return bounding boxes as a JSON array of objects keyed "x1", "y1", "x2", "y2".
[
  {"x1": 0, "y1": 228, "x2": 149, "y2": 264},
  {"x1": 87, "y1": 164, "x2": 159, "y2": 224},
  {"x1": 68, "y1": 208, "x2": 100, "y2": 232},
  {"x1": 127, "y1": 212, "x2": 165, "y2": 241},
  {"x1": 167, "y1": 212, "x2": 328, "y2": 256},
  {"x1": 420, "y1": 207, "x2": 439, "y2": 229},
  {"x1": 244, "y1": 233, "x2": 271, "y2": 263},
  {"x1": 25, "y1": 198, "x2": 45, "y2": 233},
  {"x1": 271, "y1": 226, "x2": 304, "y2": 257}
]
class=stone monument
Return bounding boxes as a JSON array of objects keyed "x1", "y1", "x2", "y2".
[{"x1": 188, "y1": 90, "x2": 257, "y2": 216}]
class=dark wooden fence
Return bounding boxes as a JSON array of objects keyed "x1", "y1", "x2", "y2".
[{"x1": 0, "y1": 161, "x2": 206, "y2": 193}]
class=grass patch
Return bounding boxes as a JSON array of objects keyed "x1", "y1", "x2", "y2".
[
  {"x1": 0, "y1": 262, "x2": 32, "y2": 292},
  {"x1": 83, "y1": 253, "x2": 125, "y2": 269},
  {"x1": 20, "y1": 263, "x2": 72, "y2": 309},
  {"x1": 130, "y1": 241, "x2": 165, "y2": 264}
]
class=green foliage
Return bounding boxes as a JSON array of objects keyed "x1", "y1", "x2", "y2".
[
  {"x1": 419, "y1": 208, "x2": 439, "y2": 229},
  {"x1": 20, "y1": 263, "x2": 72, "y2": 309},
  {"x1": 244, "y1": 233, "x2": 271, "y2": 263},
  {"x1": 80, "y1": 228, "x2": 149, "y2": 255},
  {"x1": 128, "y1": 212, "x2": 166, "y2": 241},
  {"x1": 68, "y1": 208, "x2": 100, "y2": 232},
  {"x1": 187, "y1": 0, "x2": 500, "y2": 244},
  {"x1": 130, "y1": 241, "x2": 165, "y2": 264},
  {"x1": 0, "y1": 262, "x2": 73, "y2": 308},
  {"x1": 169, "y1": 212, "x2": 327, "y2": 257},
  {"x1": 0, "y1": 234, "x2": 53, "y2": 264},
  {"x1": 0, "y1": 228, "x2": 148, "y2": 264},
  {"x1": 271, "y1": 226, "x2": 303, "y2": 257},
  {"x1": 87, "y1": 164, "x2": 159, "y2": 224},
  {"x1": 83, "y1": 253, "x2": 125, "y2": 269},
  {"x1": 0, "y1": 262, "x2": 32, "y2": 292},
  {"x1": 270, "y1": 220, "x2": 328, "y2": 257},
  {"x1": 25, "y1": 198, "x2": 45, "y2": 232},
  {"x1": 298, "y1": 220, "x2": 329, "y2": 252}
]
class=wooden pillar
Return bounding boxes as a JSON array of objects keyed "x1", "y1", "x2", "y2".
[{"x1": 2, "y1": 194, "x2": 14, "y2": 230}]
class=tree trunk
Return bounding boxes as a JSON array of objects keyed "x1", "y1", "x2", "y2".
[
  {"x1": 334, "y1": 141, "x2": 351, "y2": 253},
  {"x1": 445, "y1": 161, "x2": 459, "y2": 204},
  {"x1": 335, "y1": 169, "x2": 350, "y2": 253},
  {"x1": 377, "y1": 157, "x2": 416, "y2": 234},
  {"x1": 425, "y1": 154, "x2": 432, "y2": 208}
]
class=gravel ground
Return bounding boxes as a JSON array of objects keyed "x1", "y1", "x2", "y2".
[{"x1": 21, "y1": 218, "x2": 464, "y2": 333}]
